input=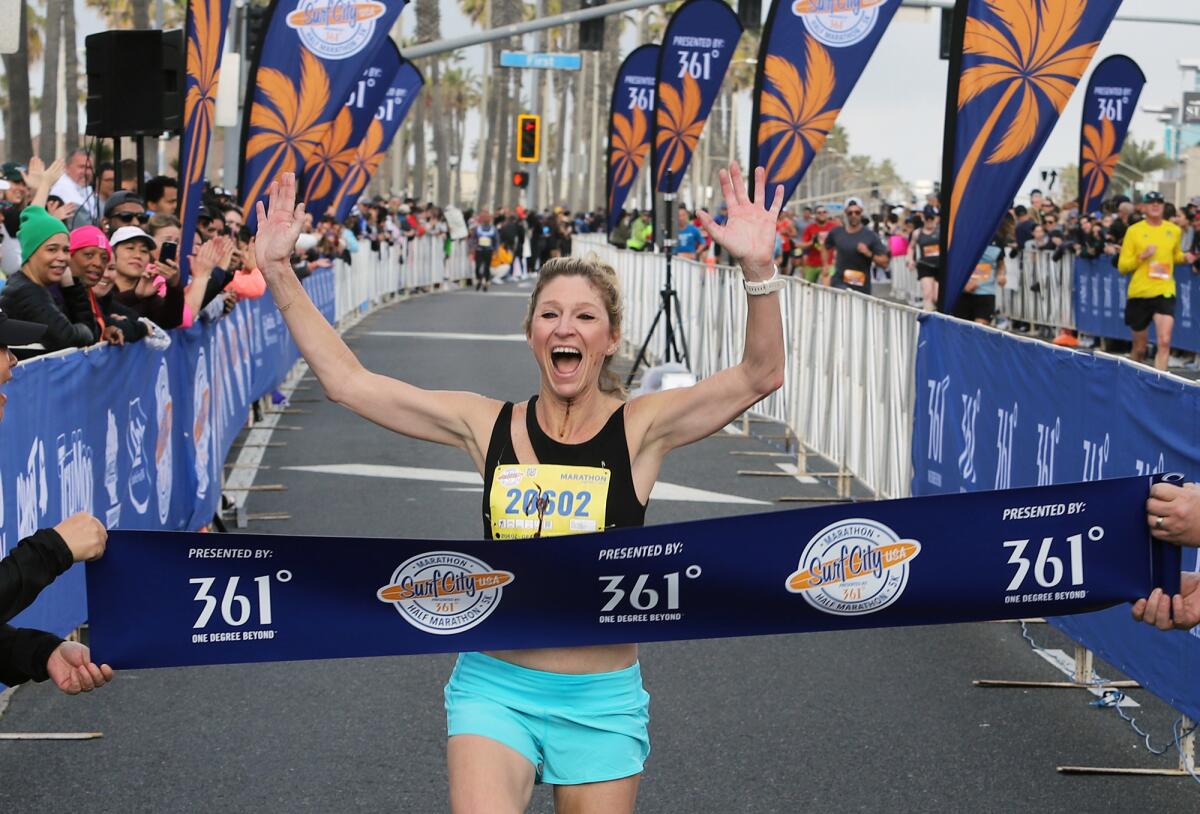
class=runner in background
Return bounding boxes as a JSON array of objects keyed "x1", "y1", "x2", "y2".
[
  {"x1": 908, "y1": 213, "x2": 940, "y2": 311},
  {"x1": 797, "y1": 205, "x2": 834, "y2": 284},
  {"x1": 824, "y1": 197, "x2": 888, "y2": 294},
  {"x1": 953, "y1": 219, "x2": 1009, "y2": 325}
]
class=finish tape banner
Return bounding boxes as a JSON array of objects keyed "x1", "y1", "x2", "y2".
[
  {"x1": 1078, "y1": 54, "x2": 1145, "y2": 216},
  {"x1": 87, "y1": 476, "x2": 1179, "y2": 669},
  {"x1": 652, "y1": 0, "x2": 742, "y2": 194},
  {"x1": 1072, "y1": 256, "x2": 1200, "y2": 353},
  {"x1": 749, "y1": 0, "x2": 900, "y2": 209},
  {"x1": 606, "y1": 44, "x2": 659, "y2": 233}
]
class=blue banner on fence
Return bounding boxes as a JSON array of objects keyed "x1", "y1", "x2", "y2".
[
  {"x1": 303, "y1": 39, "x2": 403, "y2": 221},
  {"x1": 238, "y1": 0, "x2": 408, "y2": 227},
  {"x1": 1072, "y1": 256, "x2": 1200, "y2": 352},
  {"x1": 606, "y1": 44, "x2": 659, "y2": 233},
  {"x1": 912, "y1": 313, "x2": 1200, "y2": 722},
  {"x1": 749, "y1": 0, "x2": 900, "y2": 209},
  {"x1": 87, "y1": 475, "x2": 1175, "y2": 669},
  {"x1": 178, "y1": 0, "x2": 233, "y2": 283},
  {"x1": 330, "y1": 60, "x2": 423, "y2": 223},
  {"x1": 2, "y1": 268, "x2": 336, "y2": 653},
  {"x1": 939, "y1": 0, "x2": 1121, "y2": 314},
  {"x1": 652, "y1": 0, "x2": 742, "y2": 194},
  {"x1": 1078, "y1": 55, "x2": 1145, "y2": 217}
]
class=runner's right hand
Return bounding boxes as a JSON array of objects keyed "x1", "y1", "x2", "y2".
[{"x1": 54, "y1": 512, "x2": 108, "y2": 562}]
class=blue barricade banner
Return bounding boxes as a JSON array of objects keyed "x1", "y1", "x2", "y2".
[
  {"x1": 2, "y1": 268, "x2": 336, "y2": 651},
  {"x1": 1073, "y1": 256, "x2": 1200, "y2": 352},
  {"x1": 940, "y1": 0, "x2": 1120, "y2": 313},
  {"x1": 178, "y1": 0, "x2": 233, "y2": 283},
  {"x1": 652, "y1": 0, "x2": 742, "y2": 194},
  {"x1": 606, "y1": 44, "x2": 659, "y2": 233},
  {"x1": 912, "y1": 313, "x2": 1200, "y2": 722},
  {"x1": 1078, "y1": 55, "x2": 1145, "y2": 216},
  {"x1": 238, "y1": 0, "x2": 407, "y2": 227},
  {"x1": 749, "y1": 0, "x2": 900, "y2": 209},
  {"x1": 303, "y1": 39, "x2": 403, "y2": 220},
  {"x1": 330, "y1": 59, "x2": 423, "y2": 222},
  {"x1": 86, "y1": 476, "x2": 1177, "y2": 669}
]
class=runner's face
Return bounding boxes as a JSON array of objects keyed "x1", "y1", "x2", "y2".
[
  {"x1": 815, "y1": 208, "x2": 827, "y2": 223},
  {"x1": 528, "y1": 276, "x2": 617, "y2": 400}
]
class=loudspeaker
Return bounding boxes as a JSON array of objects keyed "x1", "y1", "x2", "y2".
[
  {"x1": 85, "y1": 28, "x2": 184, "y2": 137},
  {"x1": 738, "y1": 0, "x2": 761, "y2": 32}
]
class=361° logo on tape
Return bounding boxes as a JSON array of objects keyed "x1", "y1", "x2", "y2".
[
  {"x1": 786, "y1": 519, "x2": 920, "y2": 615},
  {"x1": 377, "y1": 551, "x2": 514, "y2": 635}
]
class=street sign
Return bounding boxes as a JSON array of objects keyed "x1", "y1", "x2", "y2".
[
  {"x1": 499, "y1": 50, "x2": 582, "y2": 71},
  {"x1": 1184, "y1": 91, "x2": 1200, "y2": 124}
]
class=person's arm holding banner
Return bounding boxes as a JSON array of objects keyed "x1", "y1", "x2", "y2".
[{"x1": 1133, "y1": 482, "x2": 1200, "y2": 630}]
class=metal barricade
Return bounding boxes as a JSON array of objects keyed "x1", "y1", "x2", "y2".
[
  {"x1": 332, "y1": 237, "x2": 471, "y2": 325},
  {"x1": 574, "y1": 234, "x2": 920, "y2": 499},
  {"x1": 998, "y1": 247, "x2": 1075, "y2": 330},
  {"x1": 888, "y1": 255, "x2": 921, "y2": 307}
]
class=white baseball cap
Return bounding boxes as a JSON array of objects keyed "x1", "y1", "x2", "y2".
[
  {"x1": 844, "y1": 197, "x2": 864, "y2": 210},
  {"x1": 109, "y1": 225, "x2": 157, "y2": 250}
]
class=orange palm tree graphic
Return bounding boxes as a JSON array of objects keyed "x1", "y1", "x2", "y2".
[
  {"x1": 329, "y1": 119, "x2": 386, "y2": 217},
  {"x1": 304, "y1": 107, "x2": 356, "y2": 205},
  {"x1": 1080, "y1": 116, "x2": 1118, "y2": 208},
  {"x1": 609, "y1": 106, "x2": 650, "y2": 211},
  {"x1": 656, "y1": 74, "x2": 705, "y2": 187},
  {"x1": 949, "y1": 0, "x2": 1101, "y2": 247},
  {"x1": 180, "y1": 0, "x2": 224, "y2": 228},
  {"x1": 243, "y1": 49, "x2": 332, "y2": 213},
  {"x1": 757, "y1": 40, "x2": 841, "y2": 189}
]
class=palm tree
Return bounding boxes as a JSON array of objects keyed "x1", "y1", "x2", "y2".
[
  {"x1": 441, "y1": 63, "x2": 480, "y2": 205},
  {"x1": 63, "y1": 0, "x2": 79, "y2": 153},
  {"x1": 412, "y1": 0, "x2": 441, "y2": 202},
  {"x1": 2, "y1": 0, "x2": 34, "y2": 162},
  {"x1": 38, "y1": 0, "x2": 62, "y2": 160}
]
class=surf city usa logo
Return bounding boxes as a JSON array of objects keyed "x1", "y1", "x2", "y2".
[
  {"x1": 377, "y1": 551, "x2": 514, "y2": 635},
  {"x1": 791, "y1": 0, "x2": 888, "y2": 48},
  {"x1": 286, "y1": 1, "x2": 387, "y2": 61},
  {"x1": 786, "y1": 519, "x2": 920, "y2": 615}
]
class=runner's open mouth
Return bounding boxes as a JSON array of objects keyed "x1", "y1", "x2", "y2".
[{"x1": 551, "y1": 347, "x2": 583, "y2": 375}]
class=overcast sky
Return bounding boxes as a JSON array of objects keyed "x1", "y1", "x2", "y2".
[
  {"x1": 400, "y1": 0, "x2": 1200, "y2": 199},
  {"x1": 46, "y1": 0, "x2": 1200, "y2": 201}
]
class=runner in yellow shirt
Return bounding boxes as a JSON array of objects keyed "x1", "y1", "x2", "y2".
[{"x1": 1117, "y1": 192, "x2": 1197, "y2": 370}]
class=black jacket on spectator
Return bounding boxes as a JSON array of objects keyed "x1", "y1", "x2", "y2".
[
  {"x1": 78, "y1": 288, "x2": 149, "y2": 343},
  {"x1": 113, "y1": 280, "x2": 185, "y2": 330},
  {"x1": 0, "y1": 271, "x2": 95, "y2": 352},
  {"x1": 0, "y1": 528, "x2": 72, "y2": 686}
]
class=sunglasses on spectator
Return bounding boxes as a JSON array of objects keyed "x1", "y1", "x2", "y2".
[
  {"x1": 111, "y1": 211, "x2": 150, "y2": 224},
  {"x1": 816, "y1": 209, "x2": 827, "y2": 214},
  {"x1": 846, "y1": 208, "x2": 863, "y2": 216}
]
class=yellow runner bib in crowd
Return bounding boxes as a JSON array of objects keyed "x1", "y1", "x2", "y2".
[{"x1": 489, "y1": 464, "x2": 611, "y2": 539}]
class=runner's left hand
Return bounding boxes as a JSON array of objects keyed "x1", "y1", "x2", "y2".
[
  {"x1": 697, "y1": 162, "x2": 783, "y2": 280},
  {"x1": 1131, "y1": 573, "x2": 1200, "y2": 631}
]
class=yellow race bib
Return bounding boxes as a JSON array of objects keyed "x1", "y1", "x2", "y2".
[{"x1": 489, "y1": 464, "x2": 610, "y2": 539}]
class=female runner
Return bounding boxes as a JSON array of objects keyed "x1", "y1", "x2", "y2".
[{"x1": 254, "y1": 162, "x2": 785, "y2": 814}]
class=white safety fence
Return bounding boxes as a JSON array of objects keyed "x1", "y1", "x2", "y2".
[
  {"x1": 889, "y1": 255, "x2": 920, "y2": 307},
  {"x1": 575, "y1": 234, "x2": 920, "y2": 499},
  {"x1": 1000, "y1": 247, "x2": 1075, "y2": 330},
  {"x1": 333, "y1": 236, "x2": 470, "y2": 324}
]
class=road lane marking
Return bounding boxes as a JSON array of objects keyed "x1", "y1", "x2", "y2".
[{"x1": 365, "y1": 331, "x2": 528, "y2": 341}]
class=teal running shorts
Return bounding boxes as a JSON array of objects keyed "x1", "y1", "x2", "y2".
[{"x1": 444, "y1": 651, "x2": 651, "y2": 785}]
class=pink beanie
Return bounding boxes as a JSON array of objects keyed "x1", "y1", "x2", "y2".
[{"x1": 69, "y1": 225, "x2": 112, "y2": 257}]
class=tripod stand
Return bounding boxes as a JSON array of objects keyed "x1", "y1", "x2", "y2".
[{"x1": 626, "y1": 173, "x2": 691, "y2": 386}]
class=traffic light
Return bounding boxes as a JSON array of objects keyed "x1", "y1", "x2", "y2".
[
  {"x1": 516, "y1": 114, "x2": 540, "y2": 163},
  {"x1": 579, "y1": 0, "x2": 605, "y2": 51},
  {"x1": 512, "y1": 171, "x2": 530, "y2": 189}
]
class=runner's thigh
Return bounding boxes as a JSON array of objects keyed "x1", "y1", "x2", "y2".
[
  {"x1": 553, "y1": 774, "x2": 640, "y2": 814},
  {"x1": 448, "y1": 734, "x2": 536, "y2": 814}
]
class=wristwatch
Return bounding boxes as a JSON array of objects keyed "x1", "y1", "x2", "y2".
[{"x1": 742, "y1": 266, "x2": 786, "y2": 296}]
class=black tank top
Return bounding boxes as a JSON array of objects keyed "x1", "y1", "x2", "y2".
[{"x1": 481, "y1": 396, "x2": 647, "y2": 539}]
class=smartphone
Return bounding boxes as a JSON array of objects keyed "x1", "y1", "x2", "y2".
[{"x1": 159, "y1": 241, "x2": 178, "y2": 263}]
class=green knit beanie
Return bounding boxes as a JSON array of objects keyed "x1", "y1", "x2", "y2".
[{"x1": 19, "y1": 205, "x2": 70, "y2": 266}]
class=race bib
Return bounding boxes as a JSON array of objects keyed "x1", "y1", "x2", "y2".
[
  {"x1": 922, "y1": 244, "x2": 940, "y2": 258},
  {"x1": 489, "y1": 464, "x2": 610, "y2": 540},
  {"x1": 971, "y1": 262, "x2": 993, "y2": 282},
  {"x1": 1148, "y1": 261, "x2": 1171, "y2": 281},
  {"x1": 843, "y1": 269, "x2": 867, "y2": 287},
  {"x1": 478, "y1": 236, "x2": 493, "y2": 249}
]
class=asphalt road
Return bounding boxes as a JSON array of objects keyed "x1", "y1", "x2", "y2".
[{"x1": 1, "y1": 282, "x2": 1196, "y2": 812}]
